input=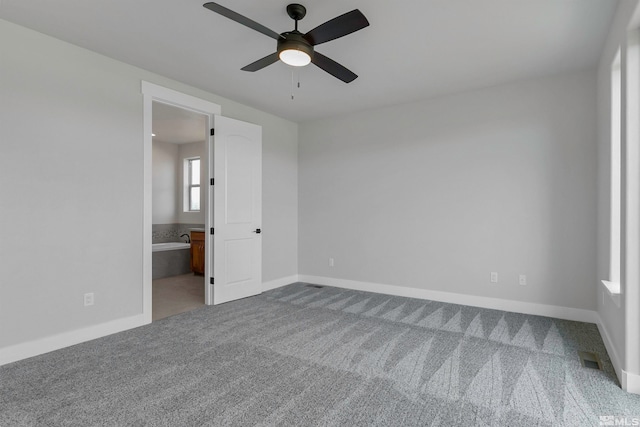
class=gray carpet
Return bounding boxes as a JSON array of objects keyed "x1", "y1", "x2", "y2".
[{"x1": 1, "y1": 283, "x2": 640, "y2": 426}]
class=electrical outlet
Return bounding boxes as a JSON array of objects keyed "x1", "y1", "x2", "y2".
[
  {"x1": 329, "y1": 257, "x2": 335, "y2": 267},
  {"x1": 490, "y1": 272, "x2": 498, "y2": 283},
  {"x1": 519, "y1": 274, "x2": 527, "y2": 286},
  {"x1": 84, "y1": 293, "x2": 94, "y2": 307}
]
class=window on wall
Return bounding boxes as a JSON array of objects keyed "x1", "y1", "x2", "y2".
[
  {"x1": 186, "y1": 157, "x2": 200, "y2": 212},
  {"x1": 610, "y1": 49, "x2": 621, "y2": 285},
  {"x1": 602, "y1": 48, "x2": 622, "y2": 306}
]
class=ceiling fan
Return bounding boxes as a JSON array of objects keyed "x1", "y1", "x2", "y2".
[{"x1": 203, "y1": 2, "x2": 369, "y2": 83}]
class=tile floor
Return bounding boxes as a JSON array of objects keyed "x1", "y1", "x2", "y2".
[{"x1": 152, "y1": 273, "x2": 205, "y2": 321}]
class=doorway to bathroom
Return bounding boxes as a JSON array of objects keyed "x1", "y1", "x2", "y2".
[
  {"x1": 142, "y1": 81, "x2": 264, "y2": 324},
  {"x1": 151, "y1": 101, "x2": 208, "y2": 320},
  {"x1": 141, "y1": 81, "x2": 221, "y2": 323}
]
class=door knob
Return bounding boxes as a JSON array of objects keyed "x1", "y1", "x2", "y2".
[{"x1": 253, "y1": 229, "x2": 262, "y2": 234}]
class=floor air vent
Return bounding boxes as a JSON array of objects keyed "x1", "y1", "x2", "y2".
[
  {"x1": 578, "y1": 351, "x2": 603, "y2": 370},
  {"x1": 307, "y1": 284, "x2": 324, "y2": 289}
]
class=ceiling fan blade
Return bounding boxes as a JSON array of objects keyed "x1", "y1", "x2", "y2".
[
  {"x1": 203, "y1": 2, "x2": 282, "y2": 40},
  {"x1": 303, "y1": 9, "x2": 369, "y2": 46},
  {"x1": 241, "y1": 53, "x2": 280, "y2": 72},
  {"x1": 312, "y1": 52, "x2": 358, "y2": 83}
]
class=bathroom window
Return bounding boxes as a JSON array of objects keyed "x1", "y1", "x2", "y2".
[{"x1": 186, "y1": 157, "x2": 200, "y2": 211}]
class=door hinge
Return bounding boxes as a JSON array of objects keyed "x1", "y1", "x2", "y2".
[
  {"x1": 210, "y1": 178, "x2": 214, "y2": 185},
  {"x1": 210, "y1": 277, "x2": 214, "y2": 285},
  {"x1": 210, "y1": 227, "x2": 214, "y2": 235},
  {"x1": 210, "y1": 128, "x2": 215, "y2": 136}
]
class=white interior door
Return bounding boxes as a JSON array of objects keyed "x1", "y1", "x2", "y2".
[{"x1": 213, "y1": 116, "x2": 262, "y2": 304}]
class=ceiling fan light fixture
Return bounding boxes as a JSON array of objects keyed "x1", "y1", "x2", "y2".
[
  {"x1": 279, "y1": 48, "x2": 311, "y2": 66},
  {"x1": 277, "y1": 33, "x2": 313, "y2": 67}
]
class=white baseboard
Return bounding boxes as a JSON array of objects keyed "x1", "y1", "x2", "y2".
[
  {"x1": 0, "y1": 314, "x2": 147, "y2": 367},
  {"x1": 0, "y1": 275, "x2": 298, "y2": 367},
  {"x1": 263, "y1": 275, "x2": 299, "y2": 292},
  {"x1": 298, "y1": 275, "x2": 598, "y2": 324},
  {"x1": 623, "y1": 370, "x2": 640, "y2": 394}
]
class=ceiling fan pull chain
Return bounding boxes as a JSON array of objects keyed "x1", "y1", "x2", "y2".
[{"x1": 291, "y1": 69, "x2": 295, "y2": 100}]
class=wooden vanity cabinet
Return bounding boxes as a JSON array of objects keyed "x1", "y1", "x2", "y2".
[{"x1": 190, "y1": 231, "x2": 205, "y2": 275}]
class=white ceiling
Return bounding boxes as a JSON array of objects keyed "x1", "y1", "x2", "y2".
[
  {"x1": 152, "y1": 101, "x2": 207, "y2": 144},
  {"x1": 0, "y1": 0, "x2": 617, "y2": 122}
]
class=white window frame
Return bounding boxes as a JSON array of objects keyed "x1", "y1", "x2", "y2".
[
  {"x1": 185, "y1": 157, "x2": 201, "y2": 212},
  {"x1": 602, "y1": 49, "x2": 622, "y2": 307}
]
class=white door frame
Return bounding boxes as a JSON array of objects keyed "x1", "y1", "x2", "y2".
[{"x1": 141, "y1": 81, "x2": 221, "y2": 323}]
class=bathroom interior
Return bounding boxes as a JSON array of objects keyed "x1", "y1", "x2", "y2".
[{"x1": 152, "y1": 101, "x2": 208, "y2": 321}]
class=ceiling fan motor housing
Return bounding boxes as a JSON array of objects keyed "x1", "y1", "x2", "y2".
[{"x1": 277, "y1": 31, "x2": 314, "y2": 61}]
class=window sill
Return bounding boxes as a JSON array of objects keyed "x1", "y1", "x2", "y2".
[{"x1": 601, "y1": 280, "x2": 621, "y2": 307}]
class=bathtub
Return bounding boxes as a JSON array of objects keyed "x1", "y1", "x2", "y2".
[
  {"x1": 152, "y1": 242, "x2": 191, "y2": 279},
  {"x1": 152, "y1": 242, "x2": 190, "y2": 252}
]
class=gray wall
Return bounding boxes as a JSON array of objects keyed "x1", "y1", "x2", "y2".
[
  {"x1": 151, "y1": 140, "x2": 207, "y2": 226},
  {"x1": 299, "y1": 70, "x2": 598, "y2": 310},
  {"x1": 0, "y1": 19, "x2": 298, "y2": 348},
  {"x1": 152, "y1": 140, "x2": 180, "y2": 224}
]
